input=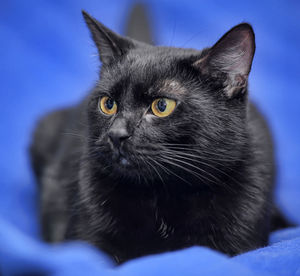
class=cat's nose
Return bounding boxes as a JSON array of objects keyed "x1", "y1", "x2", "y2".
[{"x1": 108, "y1": 128, "x2": 130, "y2": 149}]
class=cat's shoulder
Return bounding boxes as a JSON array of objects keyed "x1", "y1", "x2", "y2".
[
  {"x1": 30, "y1": 106, "x2": 78, "y2": 180},
  {"x1": 247, "y1": 101, "x2": 274, "y2": 162}
]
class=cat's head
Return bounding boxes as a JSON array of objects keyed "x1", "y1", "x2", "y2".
[{"x1": 82, "y1": 11, "x2": 255, "y2": 186}]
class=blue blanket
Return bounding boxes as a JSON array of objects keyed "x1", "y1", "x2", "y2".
[
  {"x1": 1, "y1": 219, "x2": 300, "y2": 276},
  {"x1": 1, "y1": 0, "x2": 300, "y2": 275}
]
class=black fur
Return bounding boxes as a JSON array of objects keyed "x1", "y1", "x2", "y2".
[{"x1": 30, "y1": 9, "x2": 286, "y2": 264}]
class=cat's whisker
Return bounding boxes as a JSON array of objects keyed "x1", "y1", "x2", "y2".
[
  {"x1": 169, "y1": 19, "x2": 177, "y2": 47},
  {"x1": 145, "y1": 157, "x2": 165, "y2": 184},
  {"x1": 147, "y1": 156, "x2": 170, "y2": 177},
  {"x1": 164, "y1": 151, "x2": 245, "y2": 184},
  {"x1": 161, "y1": 146, "x2": 239, "y2": 163},
  {"x1": 161, "y1": 147, "x2": 235, "y2": 169},
  {"x1": 160, "y1": 144, "x2": 245, "y2": 162},
  {"x1": 154, "y1": 157, "x2": 193, "y2": 186},
  {"x1": 136, "y1": 152, "x2": 154, "y2": 186},
  {"x1": 145, "y1": 156, "x2": 170, "y2": 195},
  {"x1": 140, "y1": 153, "x2": 192, "y2": 186},
  {"x1": 160, "y1": 154, "x2": 220, "y2": 184},
  {"x1": 161, "y1": 150, "x2": 241, "y2": 187},
  {"x1": 134, "y1": 144, "x2": 239, "y2": 186},
  {"x1": 61, "y1": 132, "x2": 98, "y2": 143},
  {"x1": 179, "y1": 30, "x2": 202, "y2": 48},
  {"x1": 157, "y1": 156, "x2": 210, "y2": 185},
  {"x1": 133, "y1": 154, "x2": 142, "y2": 186}
]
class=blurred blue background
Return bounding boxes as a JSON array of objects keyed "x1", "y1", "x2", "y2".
[{"x1": 1, "y1": 0, "x2": 299, "y2": 242}]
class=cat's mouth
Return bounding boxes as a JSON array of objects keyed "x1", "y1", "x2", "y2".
[
  {"x1": 103, "y1": 141, "x2": 153, "y2": 176},
  {"x1": 118, "y1": 154, "x2": 130, "y2": 167},
  {"x1": 111, "y1": 148, "x2": 134, "y2": 169}
]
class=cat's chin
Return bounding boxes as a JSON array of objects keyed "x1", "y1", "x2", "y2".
[{"x1": 111, "y1": 165, "x2": 141, "y2": 182}]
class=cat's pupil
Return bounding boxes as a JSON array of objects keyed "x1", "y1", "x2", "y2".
[
  {"x1": 157, "y1": 99, "x2": 167, "y2": 112},
  {"x1": 106, "y1": 98, "x2": 114, "y2": 110}
]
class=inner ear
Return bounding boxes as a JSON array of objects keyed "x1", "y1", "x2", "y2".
[
  {"x1": 82, "y1": 10, "x2": 136, "y2": 64},
  {"x1": 194, "y1": 23, "x2": 255, "y2": 98}
]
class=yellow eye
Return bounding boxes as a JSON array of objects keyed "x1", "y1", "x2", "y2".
[
  {"x1": 99, "y1": 96, "x2": 117, "y2": 115},
  {"x1": 151, "y1": 98, "x2": 176, "y2": 117}
]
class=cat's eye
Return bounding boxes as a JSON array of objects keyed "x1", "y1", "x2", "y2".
[
  {"x1": 99, "y1": 96, "x2": 117, "y2": 115},
  {"x1": 151, "y1": 98, "x2": 176, "y2": 117}
]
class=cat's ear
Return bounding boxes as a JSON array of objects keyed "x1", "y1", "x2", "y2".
[
  {"x1": 82, "y1": 10, "x2": 135, "y2": 64},
  {"x1": 194, "y1": 23, "x2": 255, "y2": 98}
]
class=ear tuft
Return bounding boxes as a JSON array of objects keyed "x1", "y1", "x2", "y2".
[
  {"x1": 82, "y1": 10, "x2": 135, "y2": 64},
  {"x1": 194, "y1": 23, "x2": 255, "y2": 98}
]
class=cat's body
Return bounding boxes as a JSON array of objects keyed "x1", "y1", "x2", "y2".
[{"x1": 31, "y1": 9, "x2": 284, "y2": 264}]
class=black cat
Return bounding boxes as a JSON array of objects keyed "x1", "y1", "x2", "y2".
[{"x1": 30, "y1": 7, "x2": 287, "y2": 264}]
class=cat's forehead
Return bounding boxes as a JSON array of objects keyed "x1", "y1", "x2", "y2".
[
  {"x1": 107, "y1": 75, "x2": 187, "y2": 102},
  {"x1": 158, "y1": 79, "x2": 187, "y2": 96},
  {"x1": 116, "y1": 73, "x2": 187, "y2": 100},
  {"x1": 103, "y1": 50, "x2": 189, "y2": 100}
]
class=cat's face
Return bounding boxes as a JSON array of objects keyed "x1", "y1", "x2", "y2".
[{"x1": 83, "y1": 11, "x2": 255, "y2": 185}]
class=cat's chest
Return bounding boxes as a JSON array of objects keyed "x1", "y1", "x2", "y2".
[
  {"x1": 106, "y1": 190, "x2": 216, "y2": 239},
  {"x1": 91, "y1": 189, "x2": 223, "y2": 262}
]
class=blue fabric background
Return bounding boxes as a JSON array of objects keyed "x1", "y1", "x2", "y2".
[{"x1": 1, "y1": 0, "x2": 299, "y2": 275}]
